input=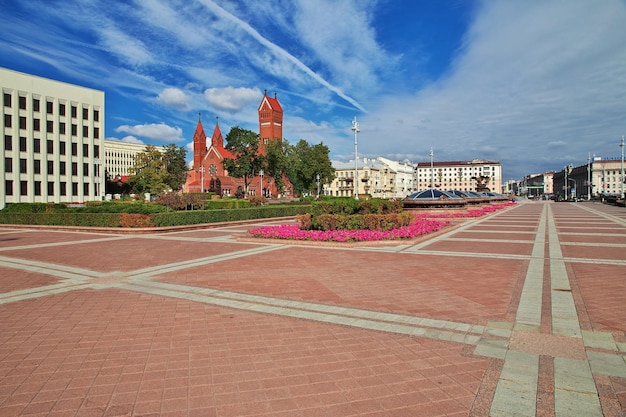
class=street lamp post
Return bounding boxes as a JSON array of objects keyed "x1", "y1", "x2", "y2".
[
  {"x1": 619, "y1": 135, "x2": 626, "y2": 200},
  {"x1": 587, "y1": 152, "x2": 591, "y2": 201},
  {"x1": 259, "y1": 169, "x2": 264, "y2": 197},
  {"x1": 199, "y1": 166, "x2": 205, "y2": 193},
  {"x1": 429, "y1": 148, "x2": 434, "y2": 189},
  {"x1": 316, "y1": 174, "x2": 320, "y2": 198},
  {"x1": 352, "y1": 117, "x2": 359, "y2": 200}
]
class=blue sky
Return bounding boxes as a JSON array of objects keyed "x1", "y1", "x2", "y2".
[{"x1": 2, "y1": 0, "x2": 626, "y2": 181}]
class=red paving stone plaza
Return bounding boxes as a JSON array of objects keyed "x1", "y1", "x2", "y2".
[{"x1": 0, "y1": 201, "x2": 625, "y2": 417}]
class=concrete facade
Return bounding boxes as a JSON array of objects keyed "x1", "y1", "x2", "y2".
[
  {"x1": 328, "y1": 157, "x2": 413, "y2": 199},
  {"x1": 414, "y1": 159, "x2": 503, "y2": 192},
  {"x1": 103, "y1": 139, "x2": 165, "y2": 179},
  {"x1": 1, "y1": 68, "x2": 104, "y2": 208}
]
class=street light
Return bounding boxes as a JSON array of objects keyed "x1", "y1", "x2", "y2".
[
  {"x1": 316, "y1": 173, "x2": 320, "y2": 198},
  {"x1": 352, "y1": 117, "x2": 359, "y2": 200},
  {"x1": 199, "y1": 166, "x2": 205, "y2": 193},
  {"x1": 587, "y1": 153, "x2": 591, "y2": 201},
  {"x1": 619, "y1": 135, "x2": 626, "y2": 200},
  {"x1": 259, "y1": 169, "x2": 264, "y2": 197},
  {"x1": 429, "y1": 148, "x2": 434, "y2": 189}
]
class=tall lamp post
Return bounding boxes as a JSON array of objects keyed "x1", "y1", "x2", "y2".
[
  {"x1": 587, "y1": 153, "x2": 591, "y2": 201},
  {"x1": 199, "y1": 166, "x2": 205, "y2": 193},
  {"x1": 316, "y1": 174, "x2": 320, "y2": 198},
  {"x1": 429, "y1": 148, "x2": 434, "y2": 189},
  {"x1": 619, "y1": 135, "x2": 626, "y2": 200},
  {"x1": 352, "y1": 117, "x2": 359, "y2": 199},
  {"x1": 259, "y1": 169, "x2": 264, "y2": 197}
]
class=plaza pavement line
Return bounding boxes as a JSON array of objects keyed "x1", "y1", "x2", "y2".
[
  {"x1": 546, "y1": 203, "x2": 582, "y2": 338},
  {"x1": 513, "y1": 202, "x2": 547, "y2": 332},
  {"x1": 488, "y1": 202, "x2": 605, "y2": 417},
  {"x1": 115, "y1": 279, "x2": 487, "y2": 347}
]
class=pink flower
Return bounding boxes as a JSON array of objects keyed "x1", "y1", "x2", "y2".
[{"x1": 247, "y1": 202, "x2": 514, "y2": 242}]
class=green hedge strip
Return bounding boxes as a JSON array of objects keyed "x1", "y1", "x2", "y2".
[{"x1": 0, "y1": 205, "x2": 311, "y2": 228}]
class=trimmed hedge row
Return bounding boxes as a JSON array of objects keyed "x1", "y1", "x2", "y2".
[
  {"x1": 0, "y1": 205, "x2": 311, "y2": 228},
  {"x1": 152, "y1": 205, "x2": 310, "y2": 226},
  {"x1": 298, "y1": 212, "x2": 414, "y2": 231},
  {"x1": 310, "y1": 198, "x2": 402, "y2": 216}
]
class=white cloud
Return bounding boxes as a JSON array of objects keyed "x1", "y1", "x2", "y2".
[
  {"x1": 157, "y1": 87, "x2": 192, "y2": 111},
  {"x1": 115, "y1": 123, "x2": 184, "y2": 143},
  {"x1": 121, "y1": 136, "x2": 144, "y2": 144},
  {"x1": 98, "y1": 24, "x2": 152, "y2": 67},
  {"x1": 354, "y1": 1, "x2": 626, "y2": 179},
  {"x1": 203, "y1": 86, "x2": 261, "y2": 112}
]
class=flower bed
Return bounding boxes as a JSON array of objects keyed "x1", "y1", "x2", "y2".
[
  {"x1": 248, "y1": 218, "x2": 448, "y2": 242},
  {"x1": 247, "y1": 202, "x2": 515, "y2": 243}
]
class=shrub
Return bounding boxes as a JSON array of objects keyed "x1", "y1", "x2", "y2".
[
  {"x1": 119, "y1": 213, "x2": 155, "y2": 228},
  {"x1": 248, "y1": 196, "x2": 268, "y2": 206},
  {"x1": 309, "y1": 212, "x2": 414, "y2": 231}
]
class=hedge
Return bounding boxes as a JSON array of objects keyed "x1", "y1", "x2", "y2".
[
  {"x1": 152, "y1": 205, "x2": 310, "y2": 227},
  {"x1": 309, "y1": 198, "x2": 402, "y2": 217},
  {"x1": 0, "y1": 205, "x2": 311, "y2": 228}
]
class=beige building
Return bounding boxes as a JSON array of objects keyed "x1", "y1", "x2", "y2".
[
  {"x1": 592, "y1": 157, "x2": 625, "y2": 197},
  {"x1": 414, "y1": 159, "x2": 502, "y2": 192},
  {"x1": 327, "y1": 157, "x2": 415, "y2": 199},
  {"x1": 1, "y1": 68, "x2": 104, "y2": 209},
  {"x1": 104, "y1": 139, "x2": 165, "y2": 179}
]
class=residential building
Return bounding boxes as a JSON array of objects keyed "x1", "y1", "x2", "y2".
[
  {"x1": 1, "y1": 68, "x2": 104, "y2": 209},
  {"x1": 327, "y1": 157, "x2": 412, "y2": 199},
  {"x1": 413, "y1": 159, "x2": 502, "y2": 192}
]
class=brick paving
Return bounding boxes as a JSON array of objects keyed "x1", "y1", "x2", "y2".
[{"x1": 0, "y1": 201, "x2": 625, "y2": 416}]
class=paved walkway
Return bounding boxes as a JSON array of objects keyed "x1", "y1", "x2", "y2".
[{"x1": 0, "y1": 201, "x2": 624, "y2": 416}]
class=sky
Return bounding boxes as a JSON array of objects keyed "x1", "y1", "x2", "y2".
[{"x1": 2, "y1": 0, "x2": 626, "y2": 181}]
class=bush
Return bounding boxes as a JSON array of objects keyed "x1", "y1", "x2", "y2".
[
  {"x1": 308, "y1": 212, "x2": 414, "y2": 231},
  {"x1": 1, "y1": 203, "x2": 68, "y2": 213}
]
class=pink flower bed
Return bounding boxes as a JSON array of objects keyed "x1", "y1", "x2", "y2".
[
  {"x1": 247, "y1": 202, "x2": 514, "y2": 242},
  {"x1": 248, "y1": 218, "x2": 449, "y2": 242}
]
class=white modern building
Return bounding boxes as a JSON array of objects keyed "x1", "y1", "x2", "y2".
[
  {"x1": 104, "y1": 139, "x2": 165, "y2": 179},
  {"x1": 414, "y1": 159, "x2": 502, "y2": 192},
  {"x1": 1, "y1": 68, "x2": 104, "y2": 209}
]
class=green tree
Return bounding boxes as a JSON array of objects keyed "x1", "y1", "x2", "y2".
[
  {"x1": 128, "y1": 145, "x2": 168, "y2": 195},
  {"x1": 263, "y1": 138, "x2": 288, "y2": 194},
  {"x1": 286, "y1": 139, "x2": 335, "y2": 196},
  {"x1": 162, "y1": 144, "x2": 188, "y2": 191},
  {"x1": 222, "y1": 127, "x2": 264, "y2": 196}
]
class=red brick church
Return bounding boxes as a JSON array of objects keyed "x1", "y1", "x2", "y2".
[{"x1": 184, "y1": 91, "x2": 291, "y2": 198}]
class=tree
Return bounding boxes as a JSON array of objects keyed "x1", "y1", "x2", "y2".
[
  {"x1": 127, "y1": 144, "x2": 187, "y2": 195},
  {"x1": 285, "y1": 139, "x2": 334, "y2": 196},
  {"x1": 222, "y1": 127, "x2": 264, "y2": 196},
  {"x1": 162, "y1": 144, "x2": 188, "y2": 191},
  {"x1": 264, "y1": 138, "x2": 288, "y2": 194}
]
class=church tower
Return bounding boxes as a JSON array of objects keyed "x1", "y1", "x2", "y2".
[
  {"x1": 192, "y1": 114, "x2": 207, "y2": 170},
  {"x1": 258, "y1": 90, "x2": 283, "y2": 154}
]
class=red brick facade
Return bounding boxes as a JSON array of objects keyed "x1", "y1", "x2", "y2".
[{"x1": 184, "y1": 91, "x2": 290, "y2": 198}]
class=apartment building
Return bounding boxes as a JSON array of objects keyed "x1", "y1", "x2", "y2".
[
  {"x1": 327, "y1": 157, "x2": 415, "y2": 199},
  {"x1": 1, "y1": 68, "x2": 104, "y2": 209},
  {"x1": 414, "y1": 159, "x2": 502, "y2": 192}
]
